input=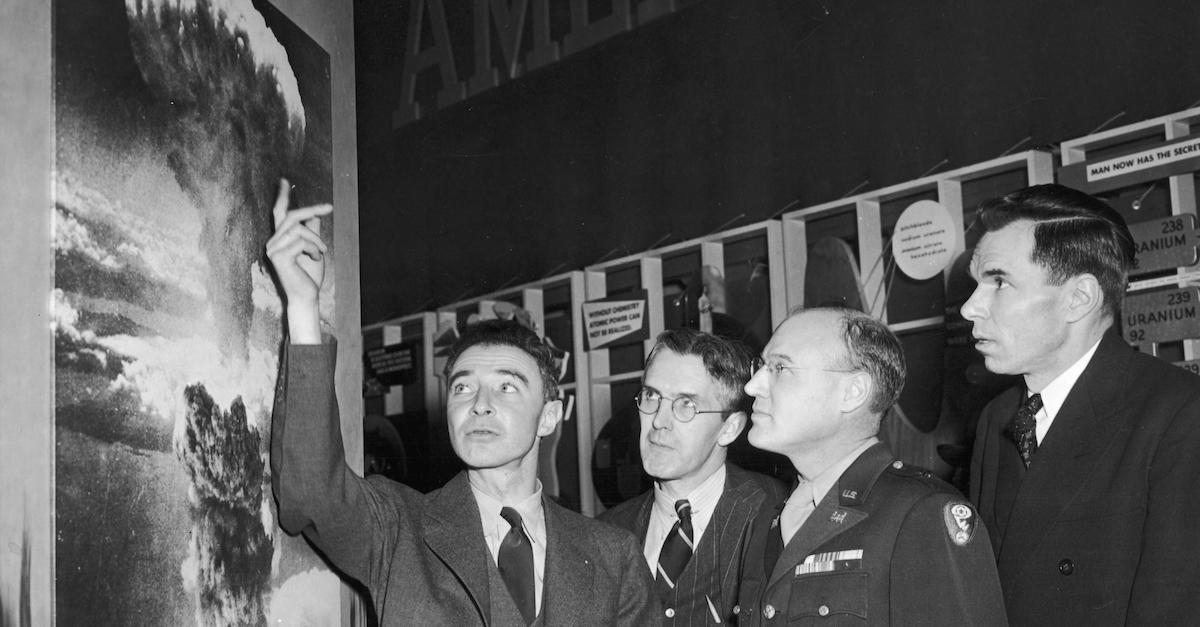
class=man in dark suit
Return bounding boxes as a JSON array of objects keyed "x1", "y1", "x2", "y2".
[
  {"x1": 735, "y1": 308, "x2": 1006, "y2": 625},
  {"x1": 265, "y1": 185, "x2": 655, "y2": 625},
  {"x1": 598, "y1": 329, "x2": 785, "y2": 625},
  {"x1": 965, "y1": 184, "x2": 1200, "y2": 625}
]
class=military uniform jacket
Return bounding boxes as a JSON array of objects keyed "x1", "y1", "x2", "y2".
[
  {"x1": 597, "y1": 464, "x2": 786, "y2": 626},
  {"x1": 970, "y1": 332, "x2": 1200, "y2": 626},
  {"x1": 736, "y1": 443, "x2": 1006, "y2": 626},
  {"x1": 270, "y1": 343, "x2": 657, "y2": 626}
]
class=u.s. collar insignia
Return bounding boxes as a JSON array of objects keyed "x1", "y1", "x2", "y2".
[
  {"x1": 770, "y1": 515, "x2": 780, "y2": 530},
  {"x1": 830, "y1": 510, "x2": 848, "y2": 524},
  {"x1": 943, "y1": 502, "x2": 976, "y2": 546}
]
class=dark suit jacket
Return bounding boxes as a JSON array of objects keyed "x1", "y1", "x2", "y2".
[
  {"x1": 971, "y1": 332, "x2": 1200, "y2": 626},
  {"x1": 271, "y1": 343, "x2": 657, "y2": 626},
  {"x1": 597, "y1": 463, "x2": 786, "y2": 626},
  {"x1": 737, "y1": 443, "x2": 1006, "y2": 626}
]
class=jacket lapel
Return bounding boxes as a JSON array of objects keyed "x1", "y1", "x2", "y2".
[
  {"x1": 423, "y1": 473, "x2": 491, "y2": 623},
  {"x1": 541, "y1": 499, "x2": 596, "y2": 621},
  {"x1": 998, "y1": 334, "x2": 1133, "y2": 576},
  {"x1": 765, "y1": 445, "x2": 888, "y2": 589},
  {"x1": 632, "y1": 492, "x2": 653, "y2": 543},
  {"x1": 766, "y1": 492, "x2": 863, "y2": 587},
  {"x1": 702, "y1": 464, "x2": 766, "y2": 588},
  {"x1": 988, "y1": 389, "x2": 1028, "y2": 542}
]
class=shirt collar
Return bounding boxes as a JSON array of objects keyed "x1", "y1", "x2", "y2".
[
  {"x1": 470, "y1": 479, "x2": 546, "y2": 544},
  {"x1": 806, "y1": 437, "x2": 879, "y2": 507},
  {"x1": 652, "y1": 463, "x2": 726, "y2": 521}
]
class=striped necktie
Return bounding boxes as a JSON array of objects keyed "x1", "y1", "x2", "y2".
[{"x1": 656, "y1": 499, "x2": 694, "y2": 589}]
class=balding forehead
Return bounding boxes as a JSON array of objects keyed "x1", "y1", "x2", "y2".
[{"x1": 771, "y1": 310, "x2": 843, "y2": 355}]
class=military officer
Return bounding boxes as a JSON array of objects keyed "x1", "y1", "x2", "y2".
[{"x1": 734, "y1": 308, "x2": 1006, "y2": 625}]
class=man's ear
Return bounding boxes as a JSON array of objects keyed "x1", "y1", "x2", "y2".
[
  {"x1": 1064, "y1": 273, "x2": 1103, "y2": 323},
  {"x1": 717, "y1": 411, "x2": 747, "y2": 447},
  {"x1": 537, "y1": 399, "x2": 564, "y2": 437},
  {"x1": 840, "y1": 371, "x2": 872, "y2": 414}
]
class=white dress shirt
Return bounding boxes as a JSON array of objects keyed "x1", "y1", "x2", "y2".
[{"x1": 1029, "y1": 339, "x2": 1102, "y2": 444}]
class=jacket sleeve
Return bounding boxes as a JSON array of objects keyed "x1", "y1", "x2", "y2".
[
  {"x1": 1127, "y1": 388, "x2": 1200, "y2": 624},
  {"x1": 270, "y1": 341, "x2": 410, "y2": 589},
  {"x1": 890, "y1": 493, "x2": 1008, "y2": 626}
]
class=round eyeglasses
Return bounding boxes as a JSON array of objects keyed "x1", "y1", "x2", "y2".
[{"x1": 634, "y1": 389, "x2": 737, "y2": 423}]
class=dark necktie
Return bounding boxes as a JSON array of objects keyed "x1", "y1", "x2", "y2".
[
  {"x1": 1010, "y1": 393, "x2": 1042, "y2": 468},
  {"x1": 498, "y1": 507, "x2": 536, "y2": 624},
  {"x1": 656, "y1": 499, "x2": 694, "y2": 589}
]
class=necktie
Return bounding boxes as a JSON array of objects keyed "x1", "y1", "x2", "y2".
[
  {"x1": 779, "y1": 480, "x2": 816, "y2": 546},
  {"x1": 498, "y1": 507, "x2": 536, "y2": 624},
  {"x1": 1010, "y1": 393, "x2": 1042, "y2": 469},
  {"x1": 656, "y1": 499, "x2": 694, "y2": 589}
]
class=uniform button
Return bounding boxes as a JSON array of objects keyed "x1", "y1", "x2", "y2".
[
  {"x1": 1058, "y1": 559, "x2": 1074, "y2": 575},
  {"x1": 892, "y1": 460, "x2": 904, "y2": 469},
  {"x1": 664, "y1": 607, "x2": 676, "y2": 618},
  {"x1": 818, "y1": 605, "x2": 830, "y2": 616},
  {"x1": 763, "y1": 604, "x2": 776, "y2": 619},
  {"x1": 733, "y1": 605, "x2": 741, "y2": 616}
]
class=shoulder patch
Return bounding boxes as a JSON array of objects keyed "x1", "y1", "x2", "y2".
[{"x1": 943, "y1": 501, "x2": 977, "y2": 546}]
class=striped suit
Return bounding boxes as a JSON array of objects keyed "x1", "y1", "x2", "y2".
[{"x1": 599, "y1": 464, "x2": 785, "y2": 625}]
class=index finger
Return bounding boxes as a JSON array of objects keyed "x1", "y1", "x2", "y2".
[
  {"x1": 272, "y1": 178, "x2": 292, "y2": 228},
  {"x1": 285, "y1": 204, "x2": 334, "y2": 226}
]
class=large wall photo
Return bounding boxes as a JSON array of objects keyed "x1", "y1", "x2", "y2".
[{"x1": 53, "y1": 0, "x2": 338, "y2": 623}]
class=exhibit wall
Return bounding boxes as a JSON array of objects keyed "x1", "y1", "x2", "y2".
[
  {"x1": 0, "y1": 0, "x2": 360, "y2": 624},
  {"x1": 354, "y1": 0, "x2": 1200, "y2": 322},
  {"x1": 350, "y1": 0, "x2": 1200, "y2": 512}
]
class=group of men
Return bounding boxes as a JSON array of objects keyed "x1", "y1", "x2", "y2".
[{"x1": 266, "y1": 182, "x2": 1200, "y2": 625}]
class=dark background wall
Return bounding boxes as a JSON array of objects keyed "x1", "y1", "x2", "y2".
[{"x1": 354, "y1": 0, "x2": 1200, "y2": 325}]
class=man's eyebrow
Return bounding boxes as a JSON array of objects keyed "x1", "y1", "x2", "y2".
[
  {"x1": 447, "y1": 369, "x2": 472, "y2": 385},
  {"x1": 980, "y1": 267, "x2": 1008, "y2": 279},
  {"x1": 764, "y1": 352, "x2": 795, "y2": 365},
  {"x1": 496, "y1": 368, "x2": 530, "y2": 385}
]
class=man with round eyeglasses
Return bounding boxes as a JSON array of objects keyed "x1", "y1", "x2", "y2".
[
  {"x1": 599, "y1": 328, "x2": 785, "y2": 625},
  {"x1": 734, "y1": 307, "x2": 1006, "y2": 626}
]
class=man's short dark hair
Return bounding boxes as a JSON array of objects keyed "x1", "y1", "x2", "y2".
[
  {"x1": 644, "y1": 328, "x2": 756, "y2": 416},
  {"x1": 822, "y1": 308, "x2": 906, "y2": 415},
  {"x1": 976, "y1": 183, "x2": 1136, "y2": 319},
  {"x1": 442, "y1": 319, "x2": 559, "y2": 403}
]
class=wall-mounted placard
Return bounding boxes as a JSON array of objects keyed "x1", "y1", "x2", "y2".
[
  {"x1": 1123, "y1": 286, "x2": 1200, "y2": 344},
  {"x1": 1128, "y1": 214, "x2": 1200, "y2": 275},
  {"x1": 1059, "y1": 135, "x2": 1200, "y2": 194},
  {"x1": 364, "y1": 341, "x2": 421, "y2": 389},
  {"x1": 582, "y1": 290, "x2": 650, "y2": 351},
  {"x1": 892, "y1": 199, "x2": 957, "y2": 281}
]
